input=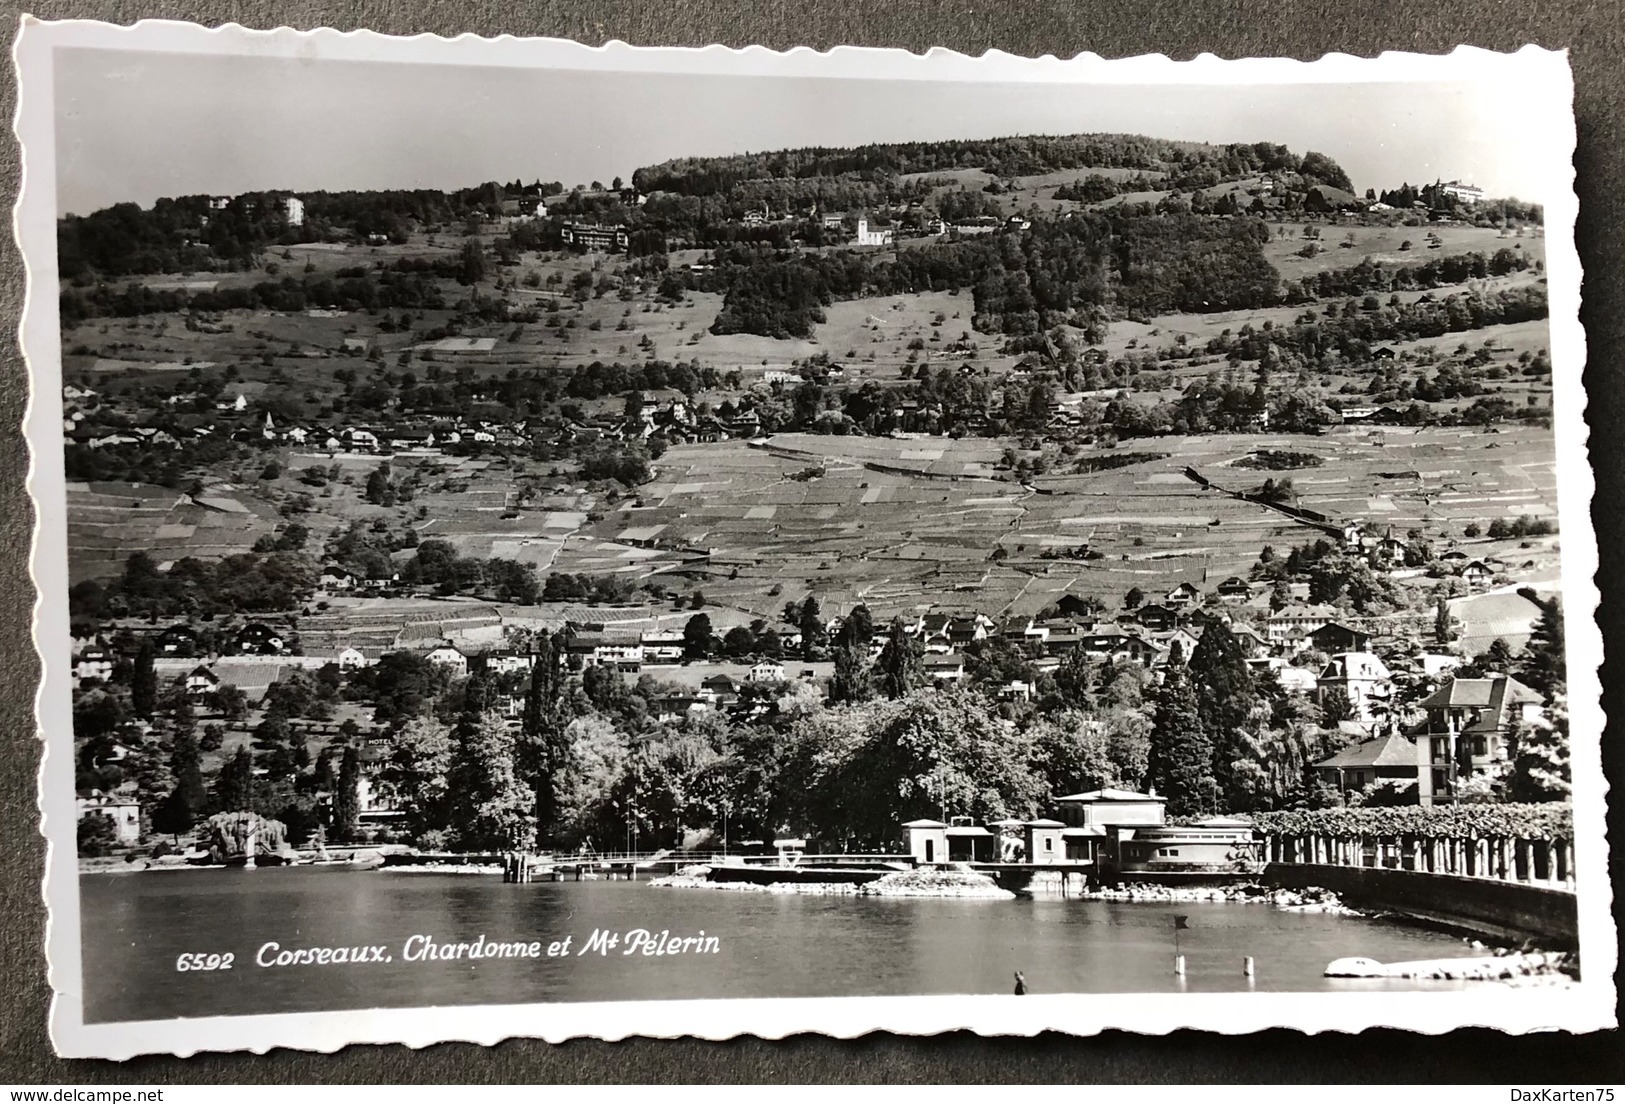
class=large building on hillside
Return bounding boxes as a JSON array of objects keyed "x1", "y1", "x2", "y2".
[{"x1": 561, "y1": 222, "x2": 629, "y2": 252}]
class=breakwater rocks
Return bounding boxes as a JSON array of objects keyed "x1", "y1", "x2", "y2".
[
  {"x1": 1082, "y1": 882, "x2": 1356, "y2": 914},
  {"x1": 857, "y1": 869, "x2": 1015, "y2": 899},
  {"x1": 648, "y1": 868, "x2": 861, "y2": 896},
  {"x1": 650, "y1": 865, "x2": 1014, "y2": 898}
]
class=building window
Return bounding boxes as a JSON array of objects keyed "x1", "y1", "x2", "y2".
[{"x1": 1471, "y1": 736, "x2": 1487, "y2": 757}]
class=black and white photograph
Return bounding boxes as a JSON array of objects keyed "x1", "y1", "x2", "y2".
[{"x1": 15, "y1": 23, "x2": 1611, "y2": 1057}]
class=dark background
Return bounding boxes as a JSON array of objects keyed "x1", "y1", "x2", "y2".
[{"x1": 2, "y1": 0, "x2": 1621, "y2": 1083}]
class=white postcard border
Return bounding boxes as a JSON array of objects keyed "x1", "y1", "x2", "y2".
[{"x1": 14, "y1": 19, "x2": 1612, "y2": 1059}]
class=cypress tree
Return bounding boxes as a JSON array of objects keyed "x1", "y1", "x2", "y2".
[
  {"x1": 876, "y1": 618, "x2": 923, "y2": 700},
  {"x1": 214, "y1": 746, "x2": 256, "y2": 813},
  {"x1": 518, "y1": 632, "x2": 576, "y2": 847},
  {"x1": 170, "y1": 726, "x2": 206, "y2": 811},
  {"x1": 1146, "y1": 666, "x2": 1217, "y2": 817},
  {"x1": 1187, "y1": 619, "x2": 1260, "y2": 809},
  {"x1": 1520, "y1": 599, "x2": 1566, "y2": 696},
  {"x1": 131, "y1": 641, "x2": 157, "y2": 721},
  {"x1": 332, "y1": 745, "x2": 360, "y2": 842}
]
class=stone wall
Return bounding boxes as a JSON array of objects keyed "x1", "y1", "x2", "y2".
[{"x1": 1263, "y1": 862, "x2": 1579, "y2": 948}]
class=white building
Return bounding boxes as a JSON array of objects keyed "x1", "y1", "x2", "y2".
[
  {"x1": 1440, "y1": 180, "x2": 1484, "y2": 204},
  {"x1": 640, "y1": 630, "x2": 685, "y2": 664},
  {"x1": 1317, "y1": 651, "x2": 1394, "y2": 723},
  {"x1": 854, "y1": 217, "x2": 894, "y2": 247},
  {"x1": 481, "y1": 652, "x2": 535, "y2": 676},
  {"x1": 337, "y1": 647, "x2": 371, "y2": 671},
  {"x1": 748, "y1": 660, "x2": 787, "y2": 684},
  {"x1": 73, "y1": 649, "x2": 114, "y2": 686},
  {"x1": 78, "y1": 790, "x2": 142, "y2": 845},
  {"x1": 285, "y1": 196, "x2": 306, "y2": 226},
  {"x1": 425, "y1": 645, "x2": 469, "y2": 676}
]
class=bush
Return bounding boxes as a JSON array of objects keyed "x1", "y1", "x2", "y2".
[{"x1": 77, "y1": 813, "x2": 121, "y2": 857}]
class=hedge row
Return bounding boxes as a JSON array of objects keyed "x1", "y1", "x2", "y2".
[{"x1": 1249, "y1": 802, "x2": 1573, "y2": 840}]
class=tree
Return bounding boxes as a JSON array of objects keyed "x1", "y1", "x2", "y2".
[
  {"x1": 875, "y1": 618, "x2": 923, "y2": 700},
  {"x1": 78, "y1": 813, "x2": 120, "y2": 857},
  {"x1": 151, "y1": 786, "x2": 196, "y2": 842},
  {"x1": 828, "y1": 638, "x2": 872, "y2": 705},
  {"x1": 1478, "y1": 637, "x2": 1517, "y2": 674},
  {"x1": 1319, "y1": 686, "x2": 1354, "y2": 726},
  {"x1": 458, "y1": 237, "x2": 487, "y2": 285},
  {"x1": 131, "y1": 641, "x2": 157, "y2": 721},
  {"x1": 331, "y1": 745, "x2": 361, "y2": 842},
  {"x1": 213, "y1": 746, "x2": 256, "y2": 813},
  {"x1": 154, "y1": 726, "x2": 206, "y2": 840},
  {"x1": 682, "y1": 613, "x2": 715, "y2": 661},
  {"x1": 798, "y1": 596, "x2": 825, "y2": 660},
  {"x1": 1520, "y1": 598, "x2": 1566, "y2": 696},
  {"x1": 518, "y1": 634, "x2": 578, "y2": 847},
  {"x1": 448, "y1": 710, "x2": 535, "y2": 850},
  {"x1": 1510, "y1": 694, "x2": 1571, "y2": 801},
  {"x1": 1124, "y1": 587, "x2": 1144, "y2": 610},
  {"x1": 388, "y1": 717, "x2": 454, "y2": 841},
  {"x1": 1146, "y1": 666, "x2": 1216, "y2": 817},
  {"x1": 826, "y1": 691, "x2": 1042, "y2": 846},
  {"x1": 1031, "y1": 710, "x2": 1118, "y2": 798},
  {"x1": 364, "y1": 463, "x2": 393, "y2": 506},
  {"x1": 1433, "y1": 598, "x2": 1458, "y2": 647},
  {"x1": 1187, "y1": 619, "x2": 1261, "y2": 808}
]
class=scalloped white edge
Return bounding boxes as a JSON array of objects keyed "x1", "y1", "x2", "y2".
[{"x1": 12, "y1": 18, "x2": 1612, "y2": 1060}]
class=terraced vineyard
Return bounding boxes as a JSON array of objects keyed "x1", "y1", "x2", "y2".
[{"x1": 582, "y1": 423, "x2": 1559, "y2": 622}]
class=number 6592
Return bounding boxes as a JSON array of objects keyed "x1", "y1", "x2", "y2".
[{"x1": 175, "y1": 952, "x2": 234, "y2": 972}]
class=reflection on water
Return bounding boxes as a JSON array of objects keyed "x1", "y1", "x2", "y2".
[{"x1": 79, "y1": 868, "x2": 1473, "y2": 1023}]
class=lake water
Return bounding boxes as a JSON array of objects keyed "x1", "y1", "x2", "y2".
[{"x1": 78, "y1": 867, "x2": 1476, "y2": 1023}]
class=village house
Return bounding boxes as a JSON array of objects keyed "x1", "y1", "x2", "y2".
[
  {"x1": 1462, "y1": 559, "x2": 1496, "y2": 590},
  {"x1": 1077, "y1": 629, "x2": 1159, "y2": 664},
  {"x1": 698, "y1": 673, "x2": 738, "y2": 702},
  {"x1": 337, "y1": 647, "x2": 371, "y2": 671},
  {"x1": 639, "y1": 629, "x2": 685, "y2": 664},
  {"x1": 184, "y1": 665, "x2": 220, "y2": 698},
  {"x1": 1370, "y1": 529, "x2": 1410, "y2": 571},
  {"x1": 923, "y1": 653, "x2": 967, "y2": 684},
  {"x1": 234, "y1": 623, "x2": 286, "y2": 656},
  {"x1": 156, "y1": 624, "x2": 201, "y2": 656},
  {"x1": 73, "y1": 648, "x2": 114, "y2": 686},
  {"x1": 1417, "y1": 673, "x2": 1545, "y2": 799},
  {"x1": 1227, "y1": 622, "x2": 1269, "y2": 657},
  {"x1": 591, "y1": 640, "x2": 644, "y2": 672},
  {"x1": 478, "y1": 651, "x2": 534, "y2": 676},
  {"x1": 1307, "y1": 621, "x2": 1371, "y2": 654},
  {"x1": 424, "y1": 644, "x2": 469, "y2": 676},
  {"x1": 1315, "y1": 729, "x2": 1424, "y2": 798},
  {"x1": 1134, "y1": 604, "x2": 1178, "y2": 633},
  {"x1": 1164, "y1": 582, "x2": 1201, "y2": 609},
  {"x1": 1215, "y1": 577, "x2": 1253, "y2": 603},
  {"x1": 747, "y1": 660, "x2": 787, "y2": 684},
  {"x1": 1316, "y1": 652, "x2": 1394, "y2": 723},
  {"x1": 318, "y1": 565, "x2": 356, "y2": 593},
  {"x1": 1266, "y1": 603, "x2": 1338, "y2": 644},
  {"x1": 77, "y1": 789, "x2": 142, "y2": 845}
]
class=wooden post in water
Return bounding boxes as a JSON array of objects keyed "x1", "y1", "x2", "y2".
[
  {"x1": 1174, "y1": 955, "x2": 1186, "y2": 977},
  {"x1": 1244, "y1": 956, "x2": 1255, "y2": 977}
]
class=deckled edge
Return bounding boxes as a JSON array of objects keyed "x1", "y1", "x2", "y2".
[{"x1": 12, "y1": 19, "x2": 1613, "y2": 1060}]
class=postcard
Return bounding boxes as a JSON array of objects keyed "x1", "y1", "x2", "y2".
[{"x1": 14, "y1": 20, "x2": 1612, "y2": 1057}]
